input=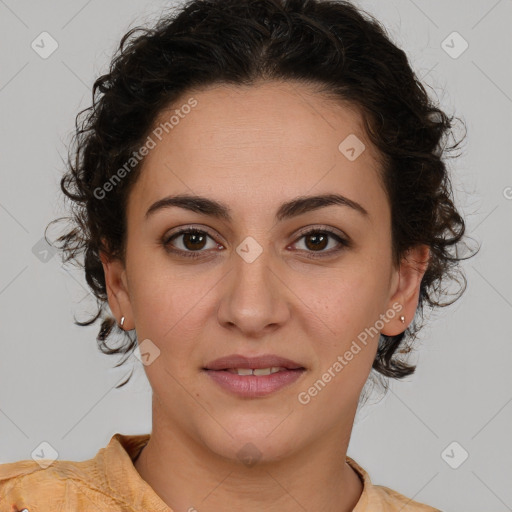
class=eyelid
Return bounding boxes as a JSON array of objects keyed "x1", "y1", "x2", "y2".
[
  {"x1": 164, "y1": 224, "x2": 226, "y2": 245},
  {"x1": 293, "y1": 224, "x2": 349, "y2": 241}
]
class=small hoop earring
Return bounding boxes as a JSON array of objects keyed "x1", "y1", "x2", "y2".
[
  {"x1": 399, "y1": 315, "x2": 405, "y2": 324},
  {"x1": 120, "y1": 316, "x2": 125, "y2": 328}
]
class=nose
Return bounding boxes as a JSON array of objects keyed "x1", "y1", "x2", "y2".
[{"x1": 216, "y1": 241, "x2": 291, "y2": 338}]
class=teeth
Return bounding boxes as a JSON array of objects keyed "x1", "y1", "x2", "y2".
[
  {"x1": 234, "y1": 368, "x2": 254, "y2": 376},
  {"x1": 253, "y1": 367, "x2": 282, "y2": 376},
  {"x1": 226, "y1": 367, "x2": 284, "y2": 376}
]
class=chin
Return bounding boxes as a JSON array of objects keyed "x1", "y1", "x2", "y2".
[{"x1": 198, "y1": 421, "x2": 301, "y2": 466}]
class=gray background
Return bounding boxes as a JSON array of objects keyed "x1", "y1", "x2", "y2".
[{"x1": 1, "y1": 1, "x2": 511, "y2": 510}]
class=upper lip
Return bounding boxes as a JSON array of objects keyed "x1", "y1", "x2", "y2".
[{"x1": 204, "y1": 354, "x2": 304, "y2": 371}]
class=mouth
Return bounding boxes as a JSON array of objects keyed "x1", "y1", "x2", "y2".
[
  {"x1": 202, "y1": 354, "x2": 306, "y2": 398},
  {"x1": 203, "y1": 353, "x2": 305, "y2": 372},
  {"x1": 217, "y1": 367, "x2": 300, "y2": 376}
]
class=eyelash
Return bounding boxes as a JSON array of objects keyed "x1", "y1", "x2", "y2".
[{"x1": 162, "y1": 226, "x2": 350, "y2": 260}]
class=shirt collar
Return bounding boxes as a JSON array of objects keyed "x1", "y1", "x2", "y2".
[{"x1": 100, "y1": 433, "x2": 171, "y2": 511}]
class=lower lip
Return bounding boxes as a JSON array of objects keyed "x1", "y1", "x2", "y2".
[{"x1": 204, "y1": 369, "x2": 306, "y2": 398}]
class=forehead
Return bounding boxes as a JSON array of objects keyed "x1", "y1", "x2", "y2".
[
  {"x1": 151, "y1": 80, "x2": 372, "y2": 157},
  {"x1": 127, "y1": 80, "x2": 387, "y2": 222}
]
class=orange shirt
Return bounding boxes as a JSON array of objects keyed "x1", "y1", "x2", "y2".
[{"x1": 0, "y1": 433, "x2": 440, "y2": 511}]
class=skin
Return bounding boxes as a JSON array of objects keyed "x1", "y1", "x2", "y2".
[{"x1": 101, "y1": 80, "x2": 429, "y2": 512}]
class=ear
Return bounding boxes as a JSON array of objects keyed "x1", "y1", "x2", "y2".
[
  {"x1": 99, "y1": 243, "x2": 134, "y2": 331},
  {"x1": 381, "y1": 244, "x2": 430, "y2": 336}
]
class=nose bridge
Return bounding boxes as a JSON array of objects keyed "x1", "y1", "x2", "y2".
[{"x1": 217, "y1": 237, "x2": 289, "y2": 334}]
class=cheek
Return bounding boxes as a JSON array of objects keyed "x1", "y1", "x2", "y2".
[
  {"x1": 125, "y1": 246, "x2": 210, "y2": 342},
  {"x1": 126, "y1": 264, "x2": 214, "y2": 392},
  {"x1": 293, "y1": 260, "x2": 389, "y2": 336},
  {"x1": 132, "y1": 278, "x2": 210, "y2": 343},
  {"x1": 288, "y1": 258, "x2": 391, "y2": 394},
  {"x1": 294, "y1": 274, "x2": 385, "y2": 408}
]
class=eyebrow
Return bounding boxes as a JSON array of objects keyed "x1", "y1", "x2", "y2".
[{"x1": 145, "y1": 192, "x2": 369, "y2": 222}]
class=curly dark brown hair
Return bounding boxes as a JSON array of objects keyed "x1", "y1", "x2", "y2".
[{"x1": 48, "y1": 0, "x2": 472, "y2": 389}]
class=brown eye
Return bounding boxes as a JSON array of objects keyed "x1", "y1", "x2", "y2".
[
  {"x1": 181, "y1": 231, "x2": 207, "y2": 250},
  {"x1": 304, "y1": 232, "x2": 329, "y2": 251},
  {"x1": 292, "y1": 228, "x2": 350, "y2": 257},
  {"x1": 163, "y1": 228, "x2": 220, "y2": 258}
]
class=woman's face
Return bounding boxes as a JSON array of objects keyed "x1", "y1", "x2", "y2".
[{"x1": 104, "y1": 80, "x2": 424, "y2": 462}]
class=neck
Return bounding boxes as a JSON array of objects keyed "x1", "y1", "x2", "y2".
[{"x1": 134, "y1": 408, "x2": 363, "y2": 512}]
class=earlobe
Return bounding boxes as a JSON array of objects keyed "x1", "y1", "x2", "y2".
[
  {"x1": 99, "y1": 249, "x2": 134, "y2": 331},
  {"x1": 381, "y1": 245, "x2": 430, "y2": 336}
]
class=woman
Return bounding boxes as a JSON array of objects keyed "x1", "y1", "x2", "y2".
[{"x1": 0, "y1": 0, "x2": 469, "y2": 510}]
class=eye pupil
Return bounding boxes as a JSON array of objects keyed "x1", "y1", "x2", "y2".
[
  {"x1": 184, "y1": 232, "x2": 206, "y2": 250},
  {"x1": 305, "y1": 233, "x2": 328, "y2": 251}
]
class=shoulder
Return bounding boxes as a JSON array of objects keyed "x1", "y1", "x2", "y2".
[
  {"x1": 0, "y1": 433, "x2": 151, "y2": 512},
  {"x1": 0, "y1": 458, "x2": 105, "y2": 511},
  {"x1": 371, "y1": 484, "x2": 442, "y2": 511},
  {"x1": 0, "y1": 458, "x2": 67, "y2": 490},
  {"x1": 346, "y1": 457, "x2": 442, "y2": 512}
]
